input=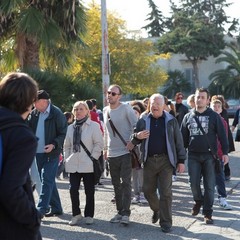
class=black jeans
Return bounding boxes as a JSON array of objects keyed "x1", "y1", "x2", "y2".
[{"x1": 69, "y1": 172, "x2": 95, "y2": 217}]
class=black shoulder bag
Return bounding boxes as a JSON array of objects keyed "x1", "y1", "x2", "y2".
[
  {"x1": 79, "y1": 140, "x2": 103, "y2": 185},
  {"x1": 193, "y1": 115, "x2": 221, "y2": 173},
  {"x1": 107, "y1": 112, "x2": 140, "y2": 168}
]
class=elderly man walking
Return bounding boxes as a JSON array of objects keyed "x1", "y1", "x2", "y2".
[{"x1": 131, "y1": 93, "x2": 186, "y2": 233}]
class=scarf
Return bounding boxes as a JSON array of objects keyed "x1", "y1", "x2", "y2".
[{"x1": 73, "y1": 116, "x2": 88, "y2": 153}]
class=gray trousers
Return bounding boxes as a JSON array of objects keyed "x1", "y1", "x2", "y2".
[
  {"x1": 143, "y1": 154, "x2": 173, "y2": 228},
  {"x1": 108, "y1": 153, "x2": 132, "y2": 216}
]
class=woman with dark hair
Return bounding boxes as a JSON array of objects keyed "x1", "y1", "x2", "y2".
[
  {"x1": 211, "y1": 95, "x2": 235, "y2": 180},
  {"x1": 0, "y1": 72, "x2": 42, "y2": 240}
]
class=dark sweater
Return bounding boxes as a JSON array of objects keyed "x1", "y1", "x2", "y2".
[
  {"x1": 0, "y1": 107, "x2": 42, "y2": 240},
  {"x1": 181, "y1": 107, "x2": 229, "y2": 155}
]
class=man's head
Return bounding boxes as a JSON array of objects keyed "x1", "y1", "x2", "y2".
[
  {"x1": 148, "y1": 93, "x2": 165, "y2": 118},
  {"x1": 0, "y1": 72, "x2": 38, "y2": 118},
  {"x1": 195, "y1": 88, "x2": 210, "y2": 111},
  {"x1": 175, "y1": 92, "x2": 184, "y2": 104},
  {"x1": 107, "y1": 84, "x2": 122, "y2": 106},
  {"x1": 34, "y1": 90, "x2": 50, "y2": 112}
]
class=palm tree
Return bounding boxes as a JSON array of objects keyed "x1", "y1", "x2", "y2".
[
  {"x1": 209, "y1": 40, "x2": 240, "y2": 98},
  {"x1": 160, "y1": 70, "x2": 191, "y2": 98},
  {"x1": 0, "y1": 0, "x2": 86, "y2": 71}
]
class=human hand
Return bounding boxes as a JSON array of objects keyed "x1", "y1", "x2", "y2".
[
  {"x1": 136, "y1": 130, "x2": 150, "y2": 140},
  {"x1": 44, "y1": 144, "x2": 55, "y2": 153},
  {"x1": 176, "y1": 163, "x2": 185, "y2": 173}
]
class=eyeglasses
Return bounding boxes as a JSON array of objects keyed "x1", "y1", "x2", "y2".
[
  {"x1": 177, "y1": 97, "x2": 183, "y2": 100},
  {"x1": 107, "y1": 91, "x2": 119, "y2": 96}
]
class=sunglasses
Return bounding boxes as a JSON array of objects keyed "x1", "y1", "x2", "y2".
[
  {"x1": 177, "y1": 97, "x2": 183, "y2": 100},
  {"x1": 107, "y1": 91, "x2": 119, "y2": 96}
]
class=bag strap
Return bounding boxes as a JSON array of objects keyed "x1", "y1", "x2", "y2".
[
  {"x1": 193, "y1": 115, "x2": 216, "y2": 158},
  {"x1": 79, "y1": 140, "x2": 93, "y2": 162},
  {"x1": 107, "y1": 111, "x2": 138, "y2": 160},
  {"x1": 107, "y1": 111, "x2": 127, "y2": 146}
]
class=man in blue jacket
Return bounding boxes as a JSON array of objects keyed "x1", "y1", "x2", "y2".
[
  {"x1": 28, "y1": 90, "x2": 67, "y2": 217},
  {"x1": 131, "y1": 93, "x2": 186, "y2": 233}
]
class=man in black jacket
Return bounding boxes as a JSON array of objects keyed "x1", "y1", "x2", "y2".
[
  {"x1": 28, "y1": 90, "x2": 67, "y2": 217},
  {"x1": 175, "y1": 92, "x2": 189, "y2": 126},
  {"x1": 181, "y1": 88, "x2": 229, "y2": 224},
  {"x1": 0, "y1": 72, "x2": 42, "y2": 240}
]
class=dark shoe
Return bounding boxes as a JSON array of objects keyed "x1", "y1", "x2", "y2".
[
  {"x1": 225, "y1": 175, "x2": 231, "y2": 181},
  {"x1": 45, "y1": 211, "x2": 63, "y2": 217},
  {"x1": 204, "y1": 215, "x2": 214, "y2": 224},
  {"x1": 191, "y1": 201, "x2": 202, "y2": 216},
  {"x1": 152, "y1": 211, "x2": 159, "y2": 224},
  {"x1": 161, "y1": 226, "x2": 171, "y2": 233}
]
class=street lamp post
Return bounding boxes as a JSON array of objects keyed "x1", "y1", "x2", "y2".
[{"x1": 101, "y1": 0, "x2": 110, "y2": 107}]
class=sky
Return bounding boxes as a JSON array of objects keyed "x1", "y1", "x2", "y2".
[{"x1": 83, "y1": 0, "x2": 240, "y2": 37}]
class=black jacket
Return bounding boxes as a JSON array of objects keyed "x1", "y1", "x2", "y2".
[
  {"x1": 0, "y1": 107, "x2": 42, "y2": 240},
  {"x1": 28, "y1": 104, "x2": 67, "y2": 157},
  {"x1": 181, "y1": 108, "x2": 229, "y2": 155}
]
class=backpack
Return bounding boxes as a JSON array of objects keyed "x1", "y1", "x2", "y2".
[{"x1": 0, "y1": 122, "x2": 27, "y2": 176}]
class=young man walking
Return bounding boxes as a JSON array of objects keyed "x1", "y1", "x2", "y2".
[
  {"x1": 103, "y1": 84, "x2": 137, "y2": 225},
  {"x1": 181, "y1": 88, "x2": 229, "y2": 224}
]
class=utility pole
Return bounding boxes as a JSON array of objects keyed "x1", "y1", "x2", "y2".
[{"x1": 101, "y1": 0, "x2": 110, "y2": 107}]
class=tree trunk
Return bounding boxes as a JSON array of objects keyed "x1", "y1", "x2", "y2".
[
  {"x1": 191, "y1": 59, "x2": 200, "y2": 89},
  {"x1": 16, "y1": 34, "x2": 40, "y2": 70}
]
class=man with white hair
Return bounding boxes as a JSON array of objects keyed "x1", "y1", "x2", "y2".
[
  {"x1": 131, "y1": 93, "x2": 186, "y2": 233},
  {"x1": 28, "y1": 90, "x2": 67, "y2": 218}
]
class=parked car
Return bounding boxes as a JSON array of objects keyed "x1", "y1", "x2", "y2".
[{"x1": 226, "y1": 99, "x2": 240, "y2": 118}]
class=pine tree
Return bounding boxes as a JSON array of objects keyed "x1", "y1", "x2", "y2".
[{"x1": 142, "y1": 0, "x2": 165, "y2": 37}]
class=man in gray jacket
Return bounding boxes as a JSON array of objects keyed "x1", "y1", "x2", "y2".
[{"x1": 131, "y1": 93, "x2": 186, "y2": 233}]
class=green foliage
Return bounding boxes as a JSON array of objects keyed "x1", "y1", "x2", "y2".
[
  {"x1": 143, "y1": 0, "x2": 165, "y2": 37},
  {"x1": 160, "y1": 70, "x2": 191, "y2": 98},
  {"x1": 0, "y1": 0, "x2": 87, "y2": 70},
  {"x1": 209, "y1": 41, "x2": 240, "y2": 98},
  {"x1": 157, "y1": 0, "x2": 238, "y2": 88},
  {"x1": 25, "y1": 69, "x2": 101, "y2": 111}
]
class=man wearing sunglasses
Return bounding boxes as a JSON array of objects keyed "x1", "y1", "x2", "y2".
[
  {"x1": 103, "y1": 84, "x2": 138, "y2": 225},
  {"x1": 175, "y1": 92, "x2": 189, "y2": 126}
]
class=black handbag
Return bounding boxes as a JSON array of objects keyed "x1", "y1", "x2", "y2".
[
  {"x1": 80, "y1": 140, "x2": 103, "y2": 185},
  {"x1": 193, "y1": 115, "x2": 221, "y2": 173}
]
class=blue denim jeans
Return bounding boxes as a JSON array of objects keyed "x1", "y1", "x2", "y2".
[
  {"x1": 36, "y1": 153, "x2": 62, "y2": 214},
  {"x1": 108, "y1": 153, "x2": 132, "y2": 216},
  {"x1": 188, "y1": 152, "x2": 215, "y2": 216},
  {"x1": 215, "y1": 160, "x2": 227, "y2": 198}
]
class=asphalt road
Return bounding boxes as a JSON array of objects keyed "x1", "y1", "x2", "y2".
[{"x1": 39, "y1": 139, "x2": 240, "y2": 240}]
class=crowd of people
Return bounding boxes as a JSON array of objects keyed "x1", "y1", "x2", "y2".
[{"x1": 1, "y1": 72, "x2": 239, "y2": 238}]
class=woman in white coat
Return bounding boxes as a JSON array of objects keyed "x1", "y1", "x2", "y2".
[{"x1": 64, "y1": 101, "x2": 103, "y2": 226}]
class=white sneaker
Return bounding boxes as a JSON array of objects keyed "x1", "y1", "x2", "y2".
[
  {"x1": 110, "y1": 213, "x2": 122, "y2": 223},
  {"x1": 85, "y1": 217, "x2": 94, "y2": 225},
  {"x1": 120, "y1": 215, "x2": 129, "y2": 225},
  {"x1": 131, "y1": 195, "x2": 140, "y2": 204},
  {"x1": 69, "y1": 214, "x2": 82, "y2": 226},
  {"x1": 219, "y1": 197, "x2": 233, "y2": 210},
  {"x1": 139, "y1": 193, "x2": 148, "y2": 205}
]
